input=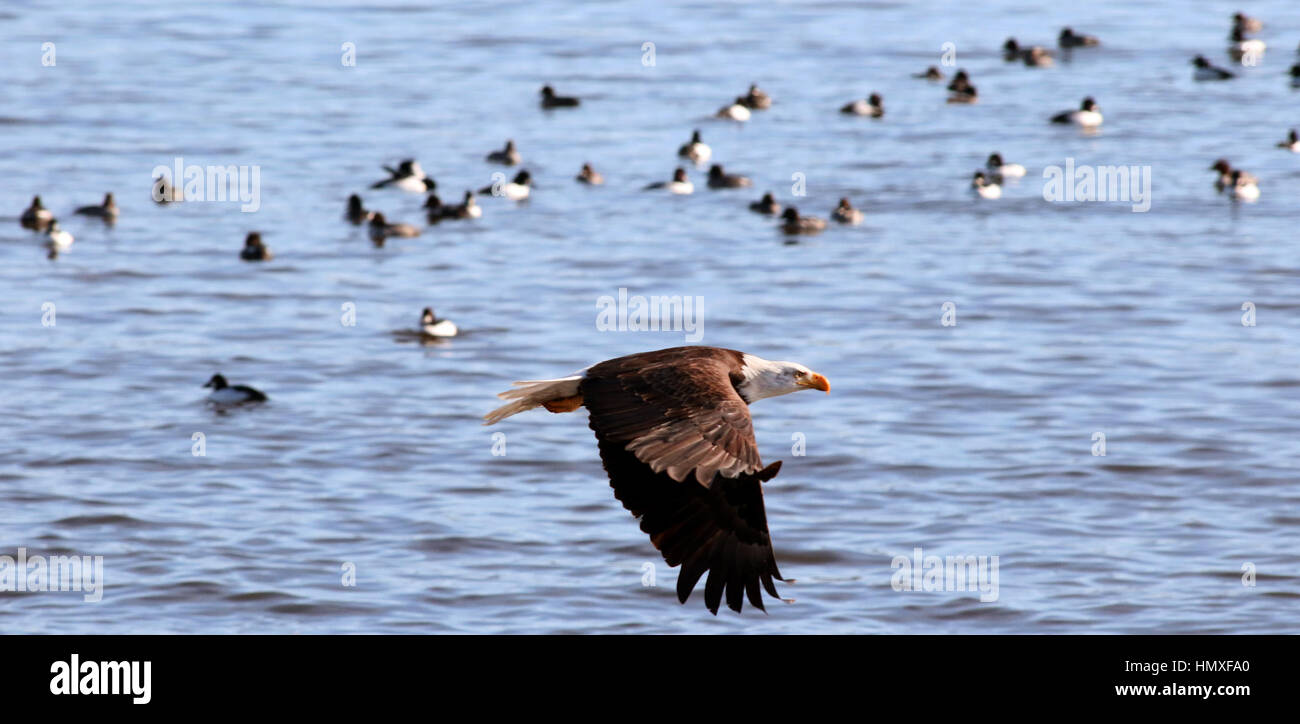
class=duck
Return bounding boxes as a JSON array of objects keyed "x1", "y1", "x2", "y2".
[
  {"x1": 346, "y1": 194, "x2": 374, "y2": 224},
  {"x1": 971, "y1": 171, "x2": 1002, "y2": 199},
  {"x1": 946, "y1": 70, "x2": 972, "y2": 92},
  {"x1": 74, "y1": 192, "x2": 118, "y2": 221},
  {"x1": 203, "y1": 374, "x2": 267, "y2": 404},
  {"x1": 479, "y1": 170, "x2": 532, "y2": 201},
  {"x1": 749, "y1": 192, "x2": 782, "y2": 215},
  {"x1": 371, "y1": 159, "x2": 435, "y2": 192},
  {"x1": 368, "y1": 213, "x2": 421, "y2": 242},
  {"x1": 576, "y1": 163, "x2": 604, "y2": 185},
  {"x1": 706, "y1": 164, "x2": 752, "y2": 189},
  {"x1": 1058, "y1": 27, "x2": 1100, "y2": 48},
  {"x1": 831, "y1": 198, "x2": 863, "y2": 225},
  {"x1": 644, "y1": 168, "x2": 693, "y2": 195},
  {"x1": 947, "y1": 86, "x2": 979, "y2": 104},
  {"x1": 1193, "y1": 55, "x2": 1235, "y2": 81},
  {"x1": 1291, "y1": 64, "x2": 1300, "y2": 88},
  {"x1": 1277, "y1": 129, "x2": 1300, "y2": 152},
  {"x1": 986, "y1": 153, "x2": 1026, "y2": 180},
  {"x1": 486, "y1": 140, "x2": 521, "y2": 166},
  {"x1": 1232, "y1": 12, "x2": 1263, "y2": 35},
  {"x1": 914, "y1": 66, "x2": 944, "y2": 81},
  {"x1": 1228, "y1": 28, "x2": 1265, "y2": 62},
  {"x1": 152, "y1": 175, "x2": 183, "y2": 203},
  {"x1": 715, "y1": 98, "x2": 751, "y2": 122},
  {"x1": 439, "y1": 190, "x2": 483, "y2": 220},
  {"x1": 240, "y1": 232, "x2": 272, "y2": 261},
  {"x1": 841, "y1": 93, "x2": 884, "y2": 117},
  {"x1": 420, "y1": 307, "x2": 458, "y2": 338},
  {"x1": 1050, "y1": 97, "x2": 1102, "y2": 126},
  {"x1": 43, "y1": 220, "x2": 74, "y2": 254},
  {"x1": 20, "y1": 195, "x2": 53, "y2": 230},
  {"x1": 780, "y1": 207, "x2": 826, "y2": 235},
  {"x1": 740, "y1": 83, "x2": 772, "y2": 109},
  {"x1": 677, "y1": 130, "x2": 712, "y2": 164},
  {"x1": 539, "y1": 85, "x2": 580, "y2": 108},
  {"x1": 1229, "y1": 169, "x2": 1260, "y2": 201}
]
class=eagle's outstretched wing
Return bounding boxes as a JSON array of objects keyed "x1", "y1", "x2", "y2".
[{"x1": 581, "y1": 348, "x2": 785, "y2": 613}]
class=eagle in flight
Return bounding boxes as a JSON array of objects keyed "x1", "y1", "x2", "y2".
[{"x1": 485, "y1": 346, "x2": 830, "y2": 614}]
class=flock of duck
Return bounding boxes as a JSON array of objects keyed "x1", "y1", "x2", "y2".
[{"x1": 14, "y1": 13, "x2": 1299, "y2": 403}]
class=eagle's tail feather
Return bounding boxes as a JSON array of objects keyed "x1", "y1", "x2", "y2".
[{"x1": 483, "y1": 375, "x2": 583, "y2": 425}]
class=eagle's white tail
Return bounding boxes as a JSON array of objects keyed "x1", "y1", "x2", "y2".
[{"x1": 483, "y1": 375, "x2": 583, "y2": 425}]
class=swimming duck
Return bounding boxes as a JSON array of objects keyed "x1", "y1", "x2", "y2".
[
  {"x1": 841, "y1": 93, "x2": 884, "y2": 117},
  {"x1": 1058, "y1": 27, "x2": 1100, "y2": 48},
  {"x1": 780, "y1": 207, "x2": 826, "y2": 235},
  {"x1": 986, "y1": 153, "x2": 1026, "y2": 180},
  {"x1": 240, "y1": 232, "x2": 272, "y2": 261},
  {"x1": 74, "y1": 193, "x2": 118, "y2": 221},
  {"x1": 716, "y1": 98, "x2": 751, "y2": 122},
  {"x1": 203, "y1": 374, "x2": 267, "y2": 404},
  {"x1": 540, "y1": 85, "x2": 580, "y2": 108},
  {"x1": 971, "y1": 171, "x2": 1002, "y2": 199},
  {"x1": 677, "y1": 130, "x2": 712, "y2": 164},
  {"x1": 749, "y1": 192, "x2": 782, "y2": 215},
  {"x1": 346, "y1": 194, "x2": 374, "y2": 224},
  {"x1": 371, "y1": 160, "x2": 434, "y2": 192},
  {"x1": 420, "y1": 307, "x2": 458, "y2": 338},
  {"x1": 368, "y1": 213, "x2": 421, "y2": 242},
  {"x1": 1277, "y1": 129, "x2": 1300, "y2": 152},
  {"x1": 914, "y1": 66, "x2": 944, "y2": 81},
  {"x1": 644, "y1": 168, "x2": 693, "y2": 195},
  {"x1": 706, "y1": 164, "x2": 752, "y2": 189},
  {"x1": 831, "y1": 198, "x2": 863, "y2": 225},
  {"x1": 1291, "y1": 64, "x2": 1300, "y2": 87},
  {"x1": 479, "y1": 170, "x2": 532, "y2": 201},
  {"x1": 740, "y1": 83, "x2": 772, "y2": 109},
  {"x1": 486, "y1": 140, "x2": 521, "y2": 166},
  {"x1": 1050, "y1": 97, "x2": 1102, "y2": 126},
  {"x1": 20, "y1": 195, "x2": 53, "y2": 230},
  {"x1": 439, "y1": 190, "x2": 483, "y2": 220},
  {"x1": 576, "y1": 163, "x2": 604, "y2": 185},
  {"x1": 1193, "y1": 55, "x2": 1235, "y2": 80}
]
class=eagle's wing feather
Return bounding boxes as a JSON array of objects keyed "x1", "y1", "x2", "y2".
[{"x1": 594, "y1": 434, "x2": 784, "y2": 613}]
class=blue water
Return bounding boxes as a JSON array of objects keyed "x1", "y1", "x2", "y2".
[{"x1": 2, "y1": 0, "x2": 1299, "y2": 633}]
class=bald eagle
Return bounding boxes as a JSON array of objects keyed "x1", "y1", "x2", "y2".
[{"x1": 485, "y1": 346, "x2": 830, "y2": 614}]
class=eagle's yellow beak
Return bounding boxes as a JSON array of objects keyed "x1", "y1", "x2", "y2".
[{"x1": 800, "y1": 372, "x2": 830, "y2": 393}]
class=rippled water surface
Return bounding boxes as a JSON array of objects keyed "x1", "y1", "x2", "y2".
[{"x1": 3, "y1": 0, "x2": 1300, "y2": 633}]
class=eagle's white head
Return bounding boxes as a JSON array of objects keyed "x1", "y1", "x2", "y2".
[{"x1": 737, "y1": 354, "x2": 831, "y2": 403}]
